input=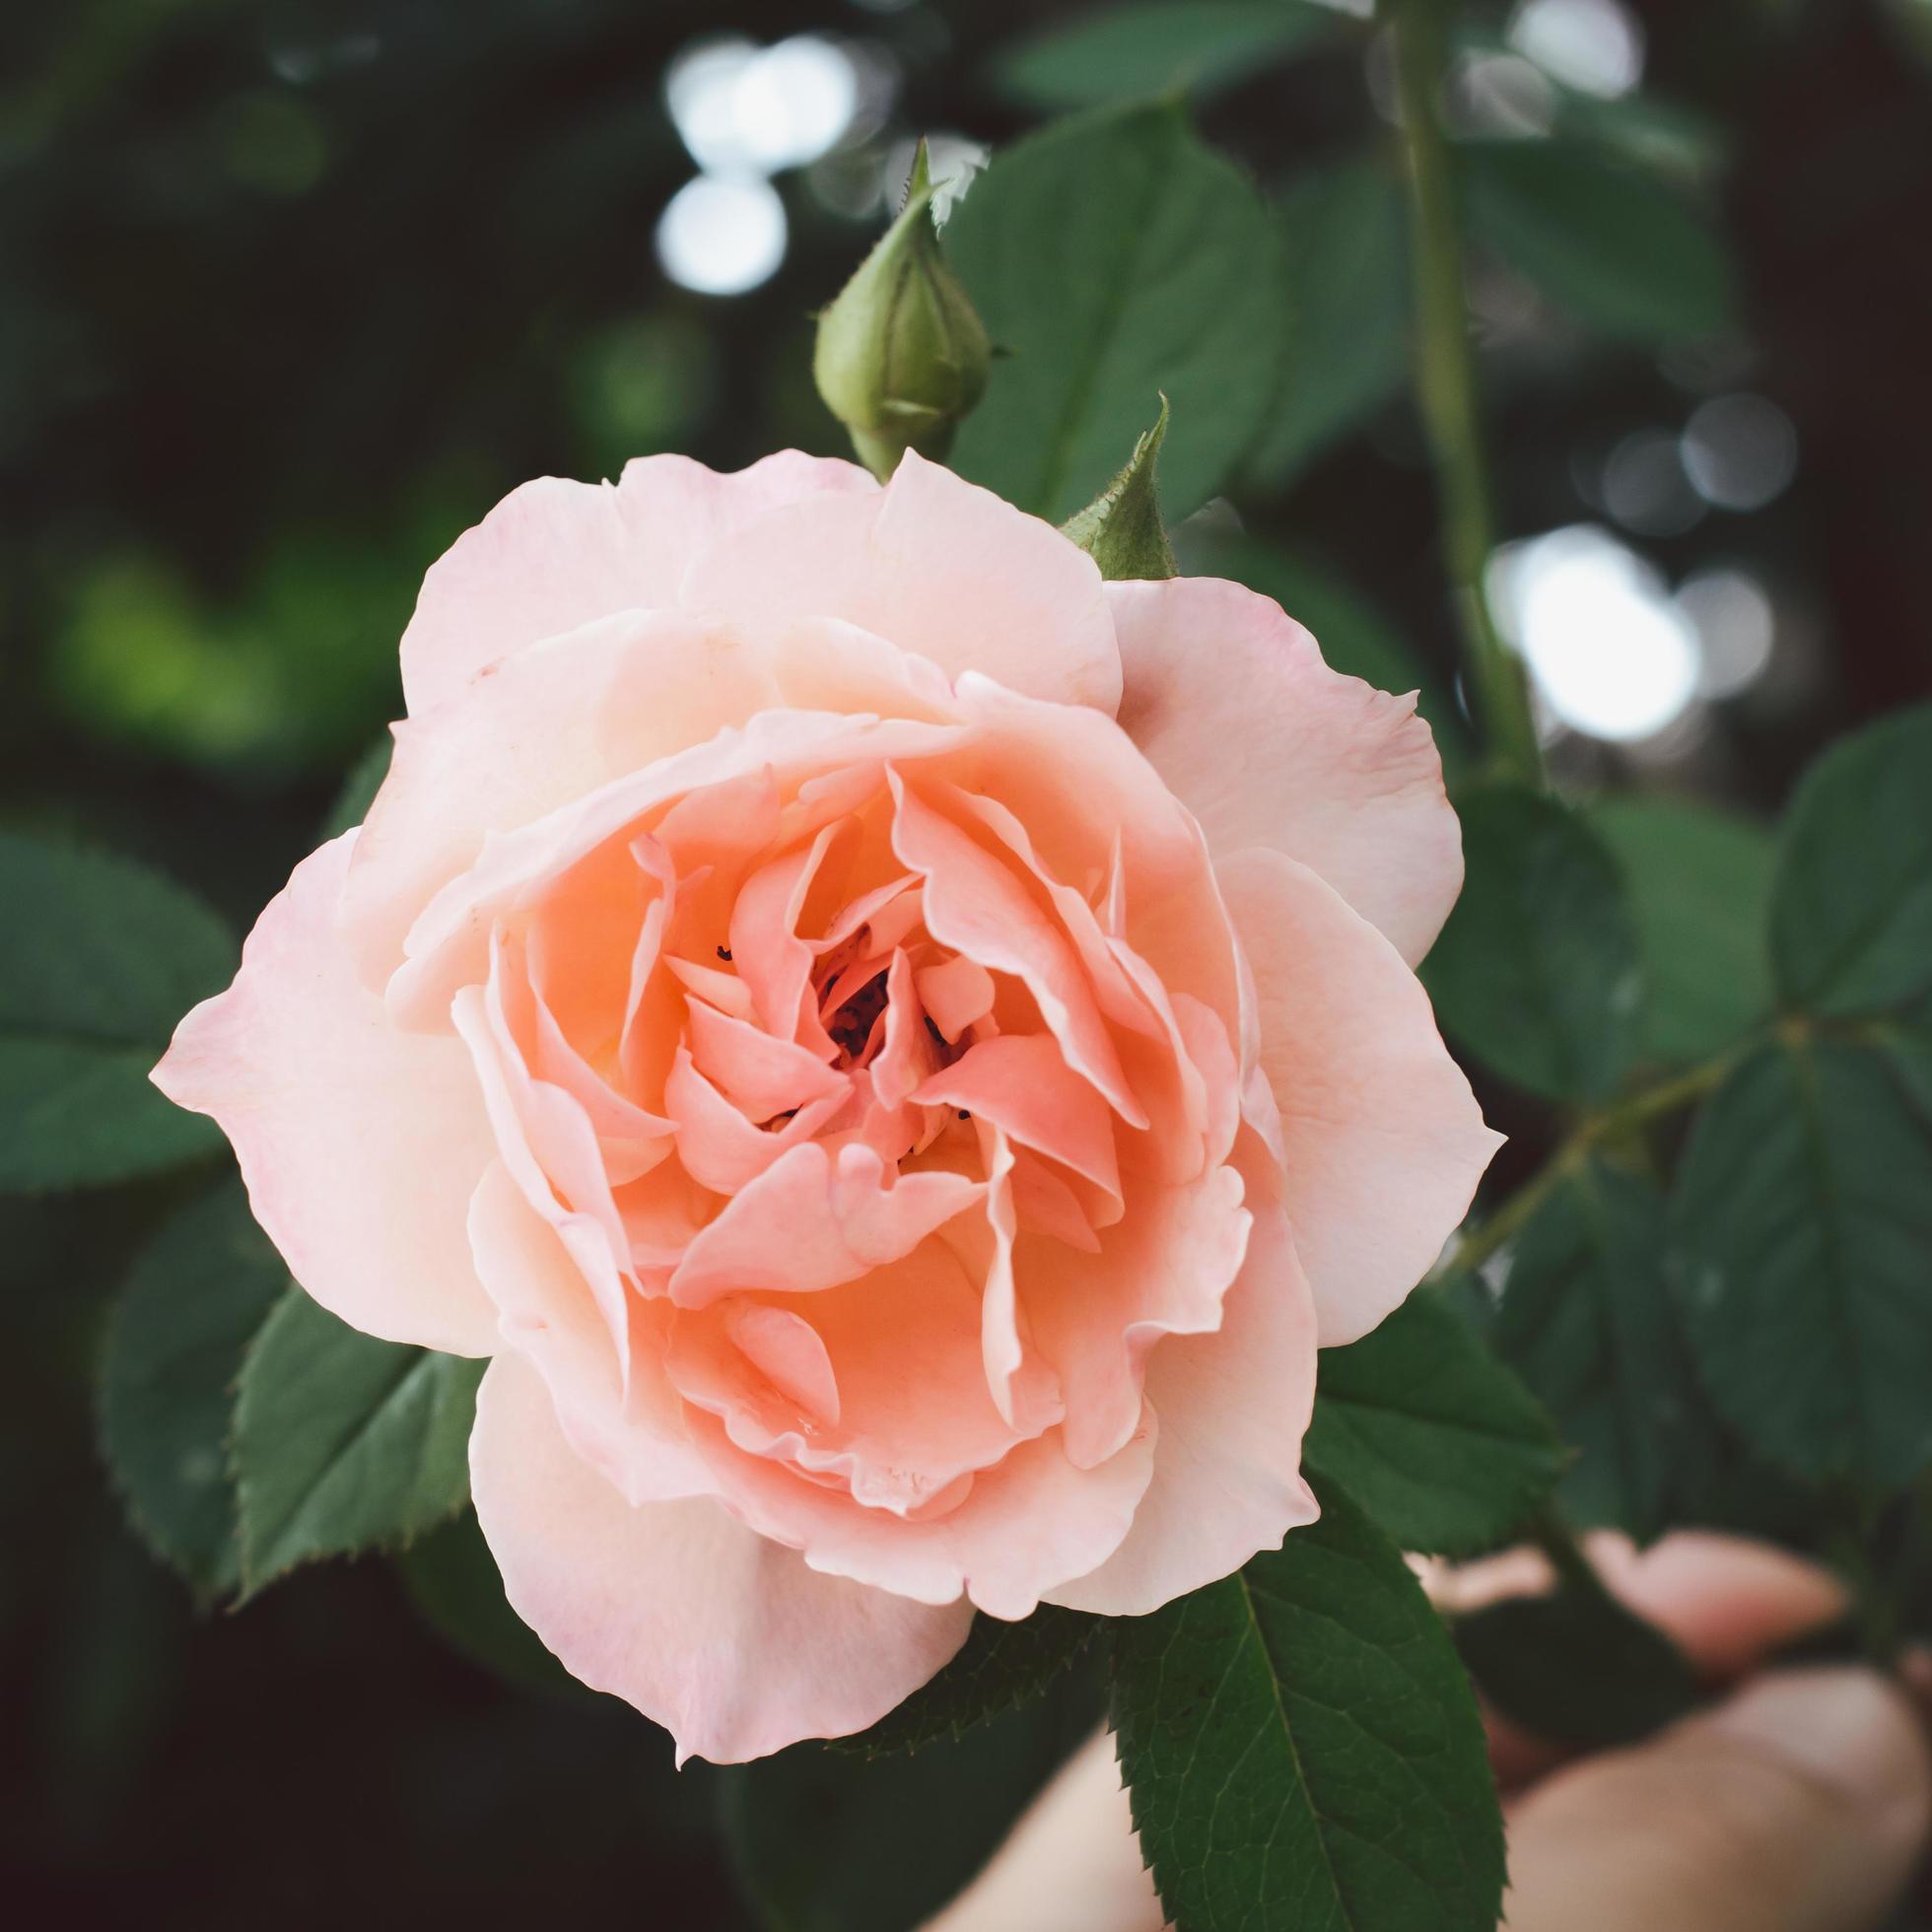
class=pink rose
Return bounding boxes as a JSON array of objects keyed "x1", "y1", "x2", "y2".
[{"x1": 155, "y1": 450, "x2": 1499, "y2": 1763}]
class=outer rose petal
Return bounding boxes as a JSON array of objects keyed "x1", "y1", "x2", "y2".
[
  {"x1": 1046, "y1": 1138, "x2": 1320, "y2": 1616},
  {"x1": 469, "y1": 1350, "x2": 973, "y2": 1764},
  {"x1": 399, "y1": 451, "x2": 875, "y2": 713},
  {"x1": 1111, "y1": 576, "x2": 1464, "y2": 966},
  {"x1": 1217, "y1": 847, "x2": 1503, "y2": 1347},
  {"x1": 151, "y1": 833, "x2": 498, "y2": 1355},
  {"x1": 679, "y1": 450, "x2": 1122, "y2": 714}
]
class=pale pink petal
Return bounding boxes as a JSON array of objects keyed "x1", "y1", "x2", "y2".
[
  {"x1": 469, "y1": 1348, "x2": 971, "y2": 1763},
  {"x1": 1047, "y1": 1138, "x2": 1320, "y2": 1616},
  {"x1": 468, "y1": 1158, "x2": 713, "y2": 1504},
  {"x1": 679, "y1": 449, "x2": 1121, "y2": 713},
  {"x1": 669, "y1": 1141, "x2": 983, "y2": 1307},
  {"x1": 1217, "y1": 846, "x2": 1503, "y2": 1346},
  {"x1": 1021, "y1": 1160, "x2": 1251, "y2": 1471},
  {"x1": 400, "y1": 451, "x2": 874, "y2": 714},
  {"x1": 1111, "y1": 576, "x2": 1464, "y2": 966},
  {"x1": 694, "y1": 1406, "x2": 1155, "y2": 1622},
  {"x1": 151, "y1": 833, "x2": 497, "y2": 1355}
]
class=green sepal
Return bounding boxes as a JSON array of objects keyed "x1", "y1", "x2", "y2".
[{"x1": 1059, "y1": 396, "x2": 1178, "y2": 581}]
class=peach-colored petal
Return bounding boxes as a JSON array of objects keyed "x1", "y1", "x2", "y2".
[
  {"x1": 468, "y1": 1158, "x2": 713, "y2": 1505},
  {"x1": 1112, "y1": 576, "x2": 1464, "y2": 967},
  {"x1": 913, "y1": 1033, "x2": 1121, "y2": 1202},
  {"x1": 668, "y1": 1141, "x2": 983, "y2": 1307},
  {"x1": 1217, "y1": 847, "x2": 1502, "y2": 1346},
  {"x1": 1021, "y1": 1160, "x2": 1252, "y2": 1471},
  {"x1": 151, "y1": 833, "x2": 497, "y2": 1355},
  {"x1": 469, "y1": 1349, "x2": 971, "y2": 1764},
  {"x1": 1047, "y1": 1141, "x2": 1321, "y2": 1616},
  {"x1": 663, "y1": 1047, "x2": 848, "y2": 1196},
  {"x1": 682, "y1": 996, "x2": 846, "y2": 1123},
  {"x1": 679, "y1": 450, "x2": 1121, "y2": 713},
  {"x1": 399, "y1": 451, "x2": 874, "y2": 714},
  {"x1": 916, "y1": 953, "x2": 996, "y2": 1043},
  {"x1": 887, "y1": 772, "x2": 1143, "y2": 1127}
]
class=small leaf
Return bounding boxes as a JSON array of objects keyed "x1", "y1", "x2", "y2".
[
  {"x1": 1246, "y1": 155, "x2": 1412, "y2": 488},
  {"x1": 1590, "y1": 795, "x2": 1776, "y2": 1063},
  {"x1": 98, "y1": 1181, "x2": 289, "y2": 1598},
  {"x1": 1494, "y1": 1158, "x2": 1717, "y2": 1541},
  {"x1": 324, "y1": 735, "x2": 393, "y2": 839},
  {"x1": 1769, "y1": 704, "x2": 1932, "y2": 1018},
  {"x1": 1422, "y1": 784, "x2": 1642, "y2": 1103},
  {"x1": 1672, "y1": 1039, "x2": 1932, "y2": 1486},
  {"x1": 1462, "y1": 138, "x2": 1735, "y2": 342},
  {"x1": 1304, "y1": 1291, "x2": 1563, "y2": 1556},
  {"x1": 1112, "y1": 1475, "x2": 1504, "y2": 1932},
  {"x1": 0, "y1": 832, "x2": 235, "y2": 1191},
  {"x1": 832, "y1": 1606, "x2": 1101, "y2": 1758},
  {"x1": 993, "y1": 0, "x2": 1334, "y2": 110},
  {"x1": 232, "y1": 1286, "x2": 484, "y2": 1593},
  {"x1": 1060, "y1": 397, "x2": 1177, "y2": 581},
  {"x1": 1457, "y1": 1584, "x2": 1698, "y2": 1748},
  {"x1": 945, "y1": 103, "x2": 1283, "y2": 523}
]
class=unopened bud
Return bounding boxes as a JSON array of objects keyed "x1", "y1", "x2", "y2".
[{"x1": 813, "y1": 144, "x2": 992, "y2": 479}]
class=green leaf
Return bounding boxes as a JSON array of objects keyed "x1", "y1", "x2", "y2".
[
  {"x1": 1422, "y1": 784, "x2": 1642, "y2": 1103},
  {"x1": 1304, "y1": 1291, "x2": 1563, "y2": 1556},
  {"x1": 1245, "y1": 155, "x2": 1412, "y2": 488},
  {"x1": 98, "y1": 1181, "x2": 289, "y2": 1598},
  {"x1": 945, "y1": 103, "x2": 1283, "y2": 523},
  {"x1": 1060, "y1": 396, "x2": 1177, "y2": 581},
  {"x1": 1462, "y1": 139, "x2": 1735, "y2": 343},
  {"x1": 1456, "y1": 1584, "x2": 1697, "y2": 1748},
  {"x1": 1590, "y1": 795, "x2": 1776, "y2": 1063},
  {"x1": 324, "y1": 735, "x2": 393, "y2": 839},
  {"x1": 1672, "y1": 1039, "x2": 1932, "y2": 1486},
  {"x1": 721, "y1": 1661, "x2": 1102, "y2": 1932},
  {"x1": 1494, "y1": 1159, "x2": 1713, "y2": 1540},
  {"x1": 1173, "y1": 530, "x2": 1468, "y2": 773},
  {"x1": 832, "y1": 1607, "x2": 1101, "y2": 1758},
  {"x1": 993, "y1": 0, "x2": 1334, "y2": 109},
  {"x1": 232, "y1": 1286, "x2": 484, "y2": 1593},
  {"x1": 1769, "y1": 704, "x2": 1932, "y2": 1018},
  {"x1": 1112, "y1": 1475, "x2": 1504, "y2": 1932},
  {"x1": 396, "y1": 1507, "x2": 590, "y2": 1700},
  {"x1": 0, "y1": 832, "x2": 235, "y2": 1191}
]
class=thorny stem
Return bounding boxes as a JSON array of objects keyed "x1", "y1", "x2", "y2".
[{"x1": 1386, "y1": 0, "x2": 1546, "y2": 790}]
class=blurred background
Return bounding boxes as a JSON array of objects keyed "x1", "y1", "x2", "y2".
[{"x1": 4, "y1": 0, "x2": 1930, "y2": 1922}]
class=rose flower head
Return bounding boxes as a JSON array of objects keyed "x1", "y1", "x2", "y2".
[{"x1": 155, "y1": 449, "x2": 1500, "y2": 1764}]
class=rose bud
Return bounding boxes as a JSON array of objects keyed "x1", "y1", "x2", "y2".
[{"x1": 813, "y1": 143, "x2": 992, "y2": 478}]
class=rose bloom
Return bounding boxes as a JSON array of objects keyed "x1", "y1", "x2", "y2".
[{"x1": 156, "y1": 451, "x2": 1499, "y2": 1763}]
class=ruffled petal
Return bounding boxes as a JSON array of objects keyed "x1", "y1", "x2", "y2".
[
  {"x1": 469, "y1": 1348, "x2": 971, "y2": 1764},
  {"x1": 400, "y1": 451, "x2": 873, "y2": 713},
  {"x1": 1112, "y1": 577, "x2": 1464, "y2": 966},
  {"x1": 1046, "y1": 1138, "x2": 1320, "y2": 1616},
  {"x1": 1217, "y1": 846, "x2": 1503, "y2": 1346},
  {"x1": 679, "y1": 449, "x2": 1121, "y2": 713},
  {"x1": 151, "y1": 833, "x2": 497, "y2": 1355}
]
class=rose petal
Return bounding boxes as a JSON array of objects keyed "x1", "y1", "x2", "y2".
[
  {"x1": 469, "y1": 1348, "x2": 971, "y2": 1764},
  {"x1": 680, "y1": 449, "x2": 1121, "y2": 713},
  {"x1": 1216, "y1": 846, "x2": 1503, "y2": 1346},
  {"x1": 1112, "y1": 576, "x2": 1464, "y2": 966},
  {"x1": 400, "y1": 451, "x2": 874, "y2": 714},
  {"x1": 1047, "y1": 1137, "x2": 1320, "y2": 1616},
  {"x1": 152, "y1": 833, "x2": 498, "y2": 1355}
]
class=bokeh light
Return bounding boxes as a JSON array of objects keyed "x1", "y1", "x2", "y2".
[
  {"x1": 1488, "y1": 524, "x2": 1701, "y2": 741},
  {"x1": 655, "y1": 175, "x2": 788, "y2": 295},
  {"x1": 1681, "y1": 393, "x2": 1799, "y2": 512},
  {"x1": 1678, "y1": 567, "x2": 1778, "y2": 698},
  {"x1": 1507, "y1": 0, "x2": 1644, "y2": 99}
]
